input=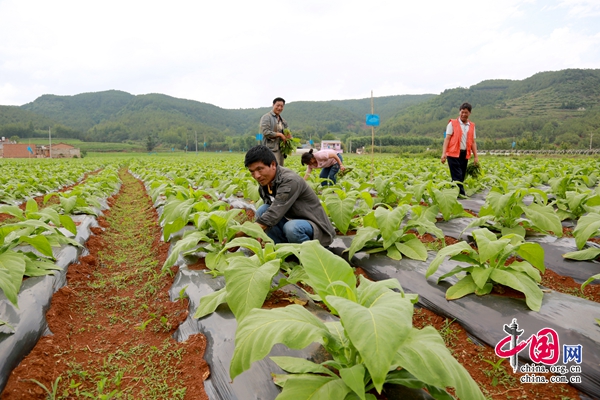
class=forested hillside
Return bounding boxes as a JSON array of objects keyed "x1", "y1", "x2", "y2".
[
  {"x1": 377, "y1": 69, "x2": 600, "y2": 150},
  {"x1": 1, "y1": 68, "x2": 599, "y2": 151}
]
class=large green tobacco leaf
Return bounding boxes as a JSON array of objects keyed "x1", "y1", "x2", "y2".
[
  {"x1": 209, "y1": 209, "x2": 242, "y2": 243},
  {"x1": 271, "y1": 356, "x2": 335, "y2": 376},
  {"x1": 339, "y1": 364, "x2": 367, "y2": 400},
  {"x1": 581, "y1": 273, "x2": 600, "y2": 291},
  {"x1": 489, "y1": 269, "x2": 543, "y2": 311},
  {"x1": 470, "y1": 266, "x2": 493, "y2": 289},
  {"x1": 236, "y1": 221, "x2": 273, "y2": 244},
  {"x1": 394, "y1": 326, "x2": 485, "y2": 400},
  {"x1": 59, "y1": 196, "x2": 78, "y2": 214},
  {"x1": 573, "y1": 212, "x2": 600, "y2": 249},
  {"x1": 0, "y1": 251, "x2": 27, "y2": 306},
  {"x1": 563, "y1": 247, "x2": 600, "y2": 261},
  {"x1": 224, "y1": 258, "x2": 281, "y2": 321},
  {"x1": 426, "y1": 241, "x2": 474, "y2": 278},
  {"x1": 374, "y1": 205, "x2": 407, "y2": 242},
  {"x1": 356, "y1": 275, "x2": 412, "y2": 306},
  {"x1": 395, "y1": 236, "x2": 427, "y2": 261},
  {"x1": 507, "y1": 261, "x2": 541, "y2": 282},
  {"x1": 445, "y1": 275, "x2": 478, "y2": 299},
  {"x1": 327, "y1": 293, "x2": 412, "y2": 393},
  {"x1": 163, "y1": 217, "x2": 186, "y2": 242},
  {"x1": 299, "y1": 241, "x2": 357, "y2": 308},
  {"x1": 431, "y1": 188, "x2": 463, "y2": 221},
  {"x1": 515, "y1": 242, "x2": 545, "y2": 272},
  {"x1": 347, "y1": 226, "x2": 380, "y2": 260},
  {"x1": 193, "y1": 287, "x2": 228, "y2": 319},
  {"x1": 275, "y1": 374, "x2": 351, "y2": 400},
  {"x1": 385, "y1": 370, "x2": 453, "y2": 400},
  {"x1": 58, "y1": 215, "x2": 77, "y2": 235},
  {"x1": 523, "y1": 203, "x2": 563, "y2": 237},
  {"x1": 23, "y1": 258, "x2": 60, "y2": 277},
  {"x1": 0, "y1": 205, "x2": 24, "y2": 220},
  {"x1": 19, "y1": 234, "x2": 54, "y2": 258},
  {"x1": 160, "y1": 198, "x2": 196, "y2": 226},
  {"x1": 162, "y1": 231, "x2": 210, "y2": 270},
  {"x1": 324, "y1": 194, "x2": 357, "y2": 235},
  {"x1": 230, "y1": 305, "x2": 330, "y2": 379},
  {"x1": 472, "y1": 228, "x2": 510, "y2": 266}
]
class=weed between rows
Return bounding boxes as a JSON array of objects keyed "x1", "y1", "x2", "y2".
[{"x1": 18, "y1": 169, "x2": 194, "y2": 399}]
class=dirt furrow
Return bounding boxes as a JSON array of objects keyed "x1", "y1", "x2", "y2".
[{"x1": 1, "y1": 168, "x2": 209, "y2": 400}]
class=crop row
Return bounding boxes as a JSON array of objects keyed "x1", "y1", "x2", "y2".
[{"x1": 130, "y1": 154, "x2": 600, "y2": 399}]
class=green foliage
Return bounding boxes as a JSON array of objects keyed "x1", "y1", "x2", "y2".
[
  {"x1": 230, "y1": 241, "x2": 484, "y2": 400},
  {"x1": 346, "y1": 205, "x2": 440, "y2": 261},
  {"x1": 426, "y1": 228, "x2": 545, "y2": 311},
  {"x1": 469, "y1": 187, "x2": 563, "y2": 237},
  {"x1": 563, "y1": 212, "x2": 600, "y2": 261},
  {"x1": 6, "y1": 69, "x2": 600, "y2": 151}
]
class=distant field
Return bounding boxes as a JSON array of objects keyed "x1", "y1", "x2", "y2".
[{"x1": 23, "y1": 138, "x2": 145, "y2": 152}]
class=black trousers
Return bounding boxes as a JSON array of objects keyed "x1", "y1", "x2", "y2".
[{"x1": 447, "y1": 150, "x2": 468, "y2": 196}]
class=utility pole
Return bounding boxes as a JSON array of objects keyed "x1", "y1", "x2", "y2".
[
  {"x1": 195, "y1": 131, "x2": 198, "y2": 154},
  {"x1": 370, "y1": 91, "x2": 375, "y2": 182},
  {"x1": 204, "y1": 133, "x2": 206, "y2": 152},
  {"x1": 591, "y1": 131, "x2": 594, "y2": 152},
  {"x1": 48, "y1": 127, "x2": 52, "y2": 158}
]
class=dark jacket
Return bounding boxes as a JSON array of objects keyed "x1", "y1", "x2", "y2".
[{"x1": 255, "y1": 166, "x2": 336, "y2": 246}]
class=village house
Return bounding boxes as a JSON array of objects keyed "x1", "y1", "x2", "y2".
[
  {"x1": 320, "y1": 140, "x2": 343, "y2": 153},
  {"x1": 41, "y1": 143, "x2": 81, "y2": 158},
  {"x1": 0, "y1": 138, "x2": 81, "y2": 158}
]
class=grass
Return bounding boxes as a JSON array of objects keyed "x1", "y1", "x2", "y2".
[{"x1": 27, "y1": 168, "x2": 193, "y2": 399}]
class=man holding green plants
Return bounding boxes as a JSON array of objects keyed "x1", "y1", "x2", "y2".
[
  {"x1": 440, "y1": 102, "x2": 479, "y2": 197},
  {"x1": 243, "y1": 145, "x2": 336, "y2": 246},
  {"x1": 260, "y1": 97, "x2": 291, "y2": 167}
]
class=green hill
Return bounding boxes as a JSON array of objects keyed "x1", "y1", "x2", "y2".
[
  {"x1": 376, "y1": 69, "x2": 600, "y2": 149},
  {"x1": 1, "y1": 68, "x2": 599, "y2": 151}
]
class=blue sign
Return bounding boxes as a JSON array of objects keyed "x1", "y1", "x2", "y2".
[
  {"x1": 256, "y1": 133, "x2": 263, "y2": 141},
  {"x1": 309, "y1": 140, "x2": 314, "y2": 145},
  {"x1": 27, "y1": 146, "x2": 33, "y2": 154},
  {"x1": 512, "y1": 141, "x2": 516, "y2": 148},
  {"x1": 366, "y1": 114, "x2": 380, "y2": 126},
  {"x1": 204, "y1": 142, "x2": 207, "y2": 148}
]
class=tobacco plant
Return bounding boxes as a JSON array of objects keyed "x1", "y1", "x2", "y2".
[
  {"x1": 467, "y1": 187, "x2": 562, "y2": 237},
  {"x1": 321, "y1": 189, "x2": 373, "y2": 235},
  {"x1": 192, "y1": 234, "x2": 298, "y2": 321},
  {"x1": 426, "y1": 228, "x2": 545, "y2": 311},
  {"x1": 0, "y1": 217, "x2": 80, "y2": 306},
  {"x1": 346, "y1": 204, "x2": 442, "y2": 261},
  {"x1": 563, "y1": 212, "x2": 600, "y2": 261},
  {"x1": 230, "y1": 241, "x2": 484, "y2": 400}
]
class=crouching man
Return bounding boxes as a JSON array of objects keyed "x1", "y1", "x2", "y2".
[{"x1": 244, "y1": 145, "x2": 336, "y2": 246}]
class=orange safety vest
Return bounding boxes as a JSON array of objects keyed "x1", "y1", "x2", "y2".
[{"x1": 446, "y1": 118, "x2": 475, "y2": 159}]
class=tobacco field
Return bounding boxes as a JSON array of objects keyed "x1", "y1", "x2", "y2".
[{"x1": 0, "y1": 153, "x2": 598, "y2": 400}]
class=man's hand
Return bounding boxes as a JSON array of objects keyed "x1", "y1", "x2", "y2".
[
  {"x1": 440, "y1": 155, "x2": 447, "y2": 164},
  {"x1": 340, "y1": 165, "x2": 346, "y2": 171},
  {"x1": 278, "y1": 132, "x2": 287, "y2": 142}
]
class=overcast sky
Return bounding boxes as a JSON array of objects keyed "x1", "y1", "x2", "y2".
[{"x1": 1, "y1": 0, "x2": 599, "y2": 110}]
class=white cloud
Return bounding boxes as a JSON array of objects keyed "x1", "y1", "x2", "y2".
[{"x1": 0, "y1": 0, "x2": 599, "y2": 108}]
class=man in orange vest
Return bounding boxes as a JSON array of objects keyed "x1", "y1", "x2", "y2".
[{"x1": 440, "y1": 102, "x2": 479, "y2": 197}]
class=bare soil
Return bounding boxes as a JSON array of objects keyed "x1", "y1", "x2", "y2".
[{"x1": 1, "y1": 169, "x2": 209, "y2": 399}]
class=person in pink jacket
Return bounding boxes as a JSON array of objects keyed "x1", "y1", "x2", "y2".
[{"x1": 301, "y1": 149, "x2": 346, "y2": 186}]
